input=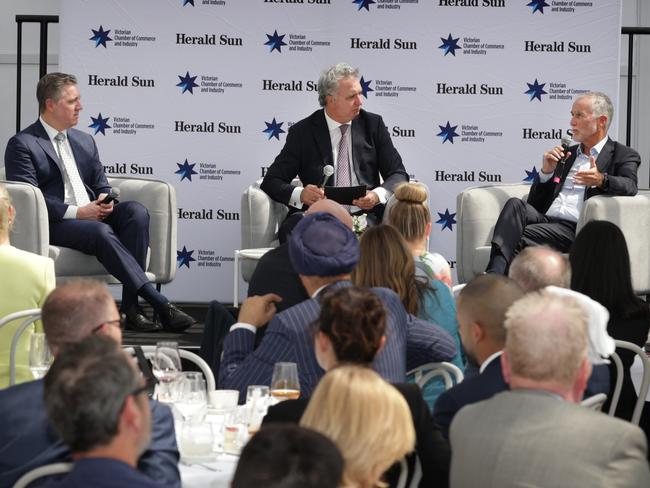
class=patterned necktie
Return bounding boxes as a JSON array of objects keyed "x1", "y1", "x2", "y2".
[
  {"x1": 336, "y1": 125, "x2": 351, "y2": 188},
  {"x1": 54, "y1": 132, "x2": 90, "y2": 206}
]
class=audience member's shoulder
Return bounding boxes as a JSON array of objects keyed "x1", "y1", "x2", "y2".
[
  {"x1": 263, "y1": 398, "x2": 308, "y2": 425},
  {"x1": 1, "y1": 245, "x2": 53, "y2": 267}
]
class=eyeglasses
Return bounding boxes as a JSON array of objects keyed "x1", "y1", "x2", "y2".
[{"x1": 91, "y1": 314, "x2": 126, "y2": 335}]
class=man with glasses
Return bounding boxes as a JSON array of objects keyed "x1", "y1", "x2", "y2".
[
  {"x1": 41, "y1": 335, "x2": 159, "y2": 487},
  {"x1": 0, "y1": 279, "x2": 180, "y2": 488}
]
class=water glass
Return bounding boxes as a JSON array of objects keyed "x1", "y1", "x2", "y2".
[
  {"x1": 175, "y1": 372, "x2": 208, "y2": 422},
  {"x1": 29, "y1": 332, "x2": 53, "y2": 379},
  {"x1": 246, "y1": 385, "x2": 270, "y2": 432},
  {"x1": 180, "y1": 421, "x2": 214, "y2": 458}
]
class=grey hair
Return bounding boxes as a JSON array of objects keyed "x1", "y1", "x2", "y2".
[
  {"x1": 317, "y1": 63, "x2": 359, "y2": 107},
  {"x1": 508, "y1": 246, "x2": 571, "y2": 292},
  {"x1": 37, "y1": 72, "x2": 77, "y2": 113},
  {"x1": 0, "y1": 184, "x2": 13, "y2": 235},
  {"x1": 44, "y1": 335, "x2": 140, "y2": 452},
  {"x1": 579, "y1": 91, "x2": 613, "y2": 131}
]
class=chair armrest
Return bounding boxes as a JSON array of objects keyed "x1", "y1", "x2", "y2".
[
  {"x1": 1, "y1": 179, "x2": 49, "y2": 257},
  {"x1": 241, "y1": 179, "x2": 293, "y2": 250},
  {"x1": 108, "y1": 176, "x2": 177, "y2": 284},
  {"x1": 456, "y1": 183, "x2": 530, "y2": 283}
]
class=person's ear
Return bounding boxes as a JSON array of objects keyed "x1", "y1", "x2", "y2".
[
  {"x1": 471, "y1": 322, "x2": 485, "y2": 343},
  {"x1": 500, "y1": 351, "x2": 511, "y2": 385},
  {"x1": 572, "y1": 358, "x2": 592, "y2": 402},
  {"x1": 425, "y1": 221, "x2": 432, "y2": 238},
  {"x1": 376, "y1": 335, "x2": 387, "y2": 355}
]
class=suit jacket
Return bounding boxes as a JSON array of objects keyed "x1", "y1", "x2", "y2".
[
  {"x1": 434, "y1": 354, "x2": 508, "y2": 440},
  {"x1": 219, "y1": 280, "x2": 457, "y2": 400},
  {"x1": 0, "y1": 245, "x2": 55, "y2": 388},
  {"x1": 450, "y1": 389, "x2": 650, "y2": 488},
  {"x1": 0, "y1": 380, "x2": 181, "y2": 488},
  {"x1": 260, "y1": 109, "x2": 408, "y2": 207},
  {"x1": 41, "y1": 457, "x2": 163, "y2": 488},
  {"x1": 263, "y1": 383, "x2": 450, "y2": 488},
  {"x1": 4, "y1": 120, "x2": 111, "y2": 222},
  {"x1": 527, "y1": 137, "x2": 640, "y2": 214}
]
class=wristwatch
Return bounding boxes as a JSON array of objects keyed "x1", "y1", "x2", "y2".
[{"x1": 600, "y1": 173, "x2": 609, "y2": 191}]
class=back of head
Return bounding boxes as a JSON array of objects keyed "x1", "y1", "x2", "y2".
[
  {"x1": 318, "y1": 286, "x2": 386, "y2": 365},
  {"x1": 300, "y1": 366, "x2": 415, "y2": 487},
  {"x1": 232, "y1": 425, "x2": 343, "y2": 488},
  {"x1": 387, "y1": 182, "x2": 430, "y2": 242},
  {"x1": 42, "y1": 279, "x2": 116, "y2": 351},
  {"x1": 288, "y1": 212, "x2": 359, "y2": 277},
  {"x1": 43, "y1": 335, "x2": 139, "y2": 453},
  {"x1": 351, "y1": 224, "x2": 418, "y2": 314},
  {"x1": 504, "y1": 290, "x2": 588, "y2": 387},
  {"x1": 508, "y1": 246, "x2": 571, "y2": 292},
  {"x1": 306, "y1": 199, "x2": 353, "y2": 230},
  {"x1": 570, "y1": 220, "x2": 647, "y2": 318},
  {"x1": 37, "y1": 72, "x2": 77, "y2": 114},
  {"x1": 458, "y1": 274, "x2": 524, "y2": 345},
  {"x1": 0, "y1": 184, "x2": 12, "y2": 237}
]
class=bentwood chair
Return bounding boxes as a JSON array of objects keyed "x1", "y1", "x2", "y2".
[{"x1": 12, "y1": 462, "x2": 72, "y2": 488}]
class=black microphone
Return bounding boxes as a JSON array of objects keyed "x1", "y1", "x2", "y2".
[
  {"x1": 320, "y1": 164, "x2": 334, "y2": 188},
  {"x1": 553, "y1": 130, "x2": 573, "y2": 184},
  {"x1": 99, "y1": 187, "x2": 120, "y2": 204}
]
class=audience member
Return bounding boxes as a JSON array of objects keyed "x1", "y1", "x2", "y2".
[
  {"x1": 41, "y1": 336, "x2": 160, "y2": 487},
  {"x1": 434, "y1": 275, "x2": 524, "y2": 439},
  {"x1": 219, "y1": 212, "x2": 456, "y2": 400},
  {"x1": 450, "y1": 290, "x2": 650, "y2": 487},
  {"x1": 352, "y1": 224, "x2": 463, "y2": 410},
  {"x1": 232, "y1": 424, "x2": 343, "y2": 488},
  {"x1": 264, "y1": 286, "x2": 451, "y2": 487},
  {"x1": 570, "y1": 220, "x2": 650, "y2": 423},
  {"x1": 0, "y1": 280, "x2": 180, "y2": 488},
  {"x1": 508, "y1": 245, "x2": 571, "y2": 291},
  {"x1": 0, "y1": 183, "x2": 55, "y2": 387},
  {"x1": 301, "y1": 366, "x2": 415, "y2": 488},
  {"x1": 387, "y1": 182, "x2": 452, "y2": 287}
]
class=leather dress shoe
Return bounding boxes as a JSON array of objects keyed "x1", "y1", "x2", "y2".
[
  {"x1": 123, "y1": 306, "x2": 161, "y2": 332},
  {"x1": 159, "y1": 303, "x2": 196, "y2": 332}
]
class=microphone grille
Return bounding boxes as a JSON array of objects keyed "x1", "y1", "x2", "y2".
[
  {"x1": 561, "y1": 133, "x2": 573, "y2": 146},
  {"x1": 323, "y1": 164, "x2": 334, "y2": 177},
  {"x1": 111, "y1": 187, "x2": 121, "y2": 198}
]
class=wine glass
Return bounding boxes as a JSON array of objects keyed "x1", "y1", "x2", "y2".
[
  {"x1": 29, "y1": 332, "x2": 53, "y2": 379},
  {"x1": 246, "y1": 385, "x2": 270, "y2": 433},
  {"x1": 175, "y1": 372, "x2": 208, "y2": 422},
  {"x1": 152, "y1": 341, "x2": 182, "y2": 403},
  {"x1": 270, "y1": 362, "x2": 301, "y2": 401}
]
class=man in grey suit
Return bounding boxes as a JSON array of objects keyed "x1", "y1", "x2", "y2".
[{"x1": 449, "y1": 290, "x2": 650, "y2": 488}]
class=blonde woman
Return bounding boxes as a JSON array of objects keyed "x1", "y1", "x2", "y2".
[
  {"x1": 301, "y1": 365, "x2": 415, "y2": 488},
  {"x1": 0, "y1": 184, "x2": 55, "y2": 387}
]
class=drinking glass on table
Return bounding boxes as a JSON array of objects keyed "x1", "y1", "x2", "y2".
[
  {"x1": 175, "y1": 372, "x2": 208, "y2": 422},
  {"x1": 246, "y1": 385, "x2": 270, "y2": 433},
  {"x1": 29, "y1": 332, "x2": 53, "y2": 379},
  {"x1": 152, "y1": 341, "x2": 182, "y2": 403},
  {"x1": 271, "y1": 362, "x2": 301, "y2": 401}
]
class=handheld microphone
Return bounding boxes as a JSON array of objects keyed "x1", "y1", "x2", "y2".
[
  {"x1": 320, "y1": 164, "x2": 334, "y2": 188},
  {"x1": 99, "y1": 187, "x2": 120, "y2": 204},
  {"x1": 553, "y1": 130, "x2": 573, "y2": 184}
]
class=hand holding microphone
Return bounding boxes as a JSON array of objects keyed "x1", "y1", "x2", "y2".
[
  {"x1": 300, "y1": 164, "x2": 331, "y2": 206},
  {"x1": 542, "y1": 131, "x2": 573, "y2": 184},
  {"x1": 319, "y1": 164, "x2": 334, "y2": 188}
]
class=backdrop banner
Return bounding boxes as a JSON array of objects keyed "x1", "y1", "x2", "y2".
[{"x1": 58, "y1": 0, "x2": 622, "y2": 302}]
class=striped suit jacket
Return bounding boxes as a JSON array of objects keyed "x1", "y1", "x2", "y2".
[{"x1": 219, "y1": 280, "x2": 457, "y2": 399}]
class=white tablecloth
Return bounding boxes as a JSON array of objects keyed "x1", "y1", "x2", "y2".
[{"x1": 179, "y1": 454, "x2": 239, "y2": 488}]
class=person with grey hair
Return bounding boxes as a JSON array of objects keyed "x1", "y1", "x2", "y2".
[
  {"x1": 507, "y1": 245, "x2": 571, "y2": 292},
  {"x1": 0, "y1": 280, "x2": 180, "y2": 488},
  {"x1": 449, "y1": 290, "x2": 650, "y2": 488},
  {"x1": 261, "y1": 62, "x2": 408, "y2": 224},
  {"x1": 486, "y1": 91, "x2": 641, "y2": 275},
  {"x1": 4, "y1": 72, "x2": 196, "y2": 333},
  {"x1": 42, "y1": 335, "x2": 159, "y2": 487}
]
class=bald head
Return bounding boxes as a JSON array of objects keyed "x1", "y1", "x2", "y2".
[
  {"x1": 306, "y1": 199, "x2": 353, "y2": 230},
  {"x1": 508, "y1": 246, "x2": 570, "y2": 292}
]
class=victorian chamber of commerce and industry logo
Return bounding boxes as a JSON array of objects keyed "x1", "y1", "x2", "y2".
[
  {"x1": 523, "y1": 166, "x2": 539, "y2": 182},
  {"x1": 174, "y1": 158, "x2": 242, "y2": 182},
  {"x1": 436, "y1": 120, "x2": 503, "y2": 144},
  {"x1": 526, "y1": 0, "x2": 594, "y2": 14},
  {"x1": 435, "y1": 208, "x2": 456, "y2": 232},
  {"x1": 524, "y1": 78, "x2": 588, "y2": 102},
  {"x1": 352, "y1": 0, "x2": 419, "y2": 11},
  {"x1": 264, "y1": 29, "x2": 330, "y2": 53},
  {"x1": 176, "y1": 70, "x2": 243, "y2": 95},
  {"x1": 263, "y1": 118, "x2": 286, "y2": 140},
  {"x1": 180, "y1": 0, "x2": 227, "y2": 7},
  {"x1": 177, "y1": 245, "x2": 235, "y2": 269},
  {"x1": 359, "y1": 74, "x2": 416, "y2": 99},
  {"x1": 89, "y1": 112, "x2": 155, "y2": 136},
  {"x1": 438, "y1": 33, "x2": 504, "y2": 56},
  {"x1": 88, "y1": 25, "x2": 155, "y2": 49}
]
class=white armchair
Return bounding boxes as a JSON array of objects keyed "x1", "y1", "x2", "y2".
[{"x1": 456, "y1": 183, "x2": 650, "y2": 296}]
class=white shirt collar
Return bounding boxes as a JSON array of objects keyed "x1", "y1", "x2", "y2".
[
  {"x1": 311, "y1": 284, "x2": 330, "y2": 299},
  {"x1": 479, "y1": 350, "x2": 503, "y2": 374},
  {"x1": 323, "y1": 109, "x2": 350, "y2": 133},
  {"x1": 39, "y1": 116, "x2": 66, "y2": 142},
  {"x1": 577, "y1": 135, "x2": 608, "y2": 158}
]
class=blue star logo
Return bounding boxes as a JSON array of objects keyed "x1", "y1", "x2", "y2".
[
  {"x1": 527, "y1": 0, "x2": 549, "y2": 14},
  {"x1": 176, "y1": 71, "x2": 199, "y2": 94},
  {"x1": 177, "y1": 246, "x2": 196, "y2": 269},
  {"x1": 525, "y1": 78, "x2": 547, "y2": 102},
  {"x1": 263, "y1": 118, "x2": 286, "y2": 140},
  {"x1": 264, "y1": 30, "x2": 287, "y2": 53},
  {"x1": 436, "y1": 209, "x2": 457, "y2": 232},
  {"x1": 88, "y1": 113, "x2": 111, "y2": 136},
  {"x1": 439, "y1": 33, "x2": 460, "y2": 56},
  {"x1": 360, "y1": 76, "x2": 374, "y2": 98},
  {"x1": 175, "y1": 159, "x2": 198, "y2": 182},
  {"x1": 182, "y1": 0, "x2": 194, "y2": 6},
  {"x1": 437, "y1": 121, "x2": 459, "y2": 144},
  {"x1": 353, "y1": 0, "x2": 376, "y2": 11},
  {"x1": 89, "y1": 25, "x2": 112, "y2": 48},
  {"x1": 523, "y1": 166, "x2": 539, "y2": 182}
]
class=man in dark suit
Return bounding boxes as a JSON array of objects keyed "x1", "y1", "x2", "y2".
[
  {"x1": 4, "y1": 72, "x2": 194, "y2": 332},
  {"x1": 261, "y1": 62, "x2": 408, "y2": 223},
  {"x1": 0, "y1": 280, "x2": 180, "y2": 488},
  {"x1": 434, "y1": 275, "x2": 523, "y2": 439},
  {"x1": 219, "y1": 212, "x2": 457, "y2": 400},
  {"x1": 486, "y1": 91, "x2": 640, "y2": 274}
]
